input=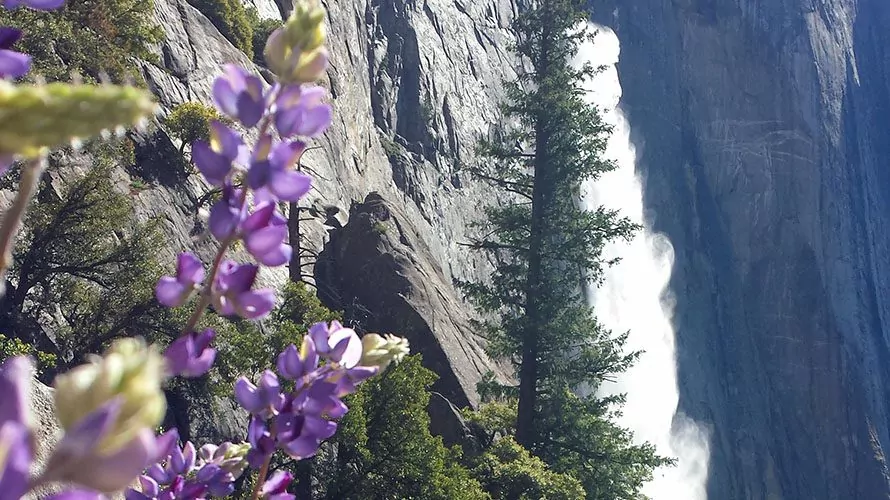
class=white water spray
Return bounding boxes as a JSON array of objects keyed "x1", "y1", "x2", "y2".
[{"x1": 574, "y1": 24, "x2": 711, "y2": 500}]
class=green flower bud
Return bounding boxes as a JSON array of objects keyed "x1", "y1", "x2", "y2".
[
  {"x1": 53, "y1": 337, "x2": 167, "y2": 455},
  {"x1": 265, "y1": 0, "x2": 329, "y2": 84},
  {"x1": 359, "y1": 333, "x2": 410, "y2": 370},
  {"x1": 0, "y1": 81, "x2": 158, "y2": 158}
]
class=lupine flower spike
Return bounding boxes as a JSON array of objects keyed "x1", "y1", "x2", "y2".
[{"x1": 0, "y1": 0, "x2": 410, "y2": 498}]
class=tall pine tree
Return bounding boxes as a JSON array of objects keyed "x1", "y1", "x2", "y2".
[{"x1": 458, "y1": 0, "x2": 672, "y2": 496}]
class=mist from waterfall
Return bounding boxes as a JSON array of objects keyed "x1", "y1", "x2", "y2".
[{"x1": 574, "y1": 23, "x2": 711, "y2": 500}]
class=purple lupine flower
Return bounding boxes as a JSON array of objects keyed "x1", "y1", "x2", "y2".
[
  {"x1": 0, "y1": 357, "x2": 33, "y2": 499},
  {"x1": 246, "y1": 416, "x2": 276, "y2": 468},
  {"x1": 212, "y1": 64, "x2": 266, "y2": 127},
  {"x1": 235, "y1": 370, "x2": 285, "y2": 417},
  {"x1": 275, "y1": 338, "x2": 319, "y2": 380},
  {"x1": 128, "y1": 439, "x2": 238, "y2": 500},
  {"x1": 327, "y1": 365, "x2": 379, "y2": 398},
  {"x1": 42, "y1": 400, "x2": 169, "y2": 493},
  {"x1": 191, "y1": 121, "x2": 247, "y2": 186},
  {"x1": 211, "y1": 260, "x2": 276, "y2": 319},
  {"x1": 294, "y1": 380, "x2": 348, "y2": 419},
  {"x1": 260, "y1": 470, "x2": 295, "y2": 500},
  {"x1": 208, "y1": 183, "x2": 247, "y2": 240},
  {"x1": 0, "y1": 419, "x2": 31, "y2": 498},
  {"x1": 0, "y1": 27, "x2": 29, "y2": 79},
  {"x1": 242, "y1": 202, "x2": 292, "y2": 266},
  {"x1": 274, "y1": 85, "x2": 332, "y2": 139},
  {"x1": 308, "y1": 321, "x2": 363, "y2": 368},
  {"x1": 155, "y1": 252, "x2": 204, "y2": 307},
  {"x1": 274, "y1": 410, "x2": 337, "y2": 460},
  {"x1": 164, "y1": 329, "x2": 217, "y2": 378},
  {"x1": 2, "y1": 0, "x2": 66, "y2": 10},
  {"x1": 246, "y1": 136, "x2": 312, "y2": 202}
]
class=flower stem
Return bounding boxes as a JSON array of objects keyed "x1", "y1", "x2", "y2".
[
  {"x1": 181, "y1": 232, "x2": 236, "y2": 334},
  {"x1": 0, "y1": 157, "x2": 46, "y2": 299},
  {"x1": 250, "y1": 454, "x2": 272, "y2": 500}
]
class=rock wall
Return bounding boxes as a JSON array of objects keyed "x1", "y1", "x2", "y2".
[
  {"x1": 122, "y1": 0, "x2": 522, "y2": 425},
  {"x1": 588, "y1": 0, "x2": 890, "y2": 498}
]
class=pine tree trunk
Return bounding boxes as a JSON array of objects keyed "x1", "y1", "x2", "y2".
[
  {"x1": 288, "y1": 201, "x2": 301, "y2": 283},
  {"x1": 516, "y1": 4, "x2": 553, "y2": 451}
]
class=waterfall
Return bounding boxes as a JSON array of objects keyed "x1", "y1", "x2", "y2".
[{"x1": 574, "y1": 23, "x2": 711, "y2": 500}]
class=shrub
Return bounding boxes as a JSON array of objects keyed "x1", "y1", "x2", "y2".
[
  {"x1": 0, "y1": 0, "x2": 163, "y2": 82},
  {"x1": 164, "y1": 101, "x2": 231, "y2": 155},
  {"x1": 246, "y1": 8, "x2": 282, "y2": 66},
  {"x1": 0, "y1": 333, "x2": 57, "y2": 377},
  {"x1": 471, "y1": 437, "x2": 585, "y2": 500},
  {"x1": 188, "y1": 0, "x2": 254, "y2": 55},
  {"x1": 320, "y1": 355, "x2": 489, "y2": 500}
]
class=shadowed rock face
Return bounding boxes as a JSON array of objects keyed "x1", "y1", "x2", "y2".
[
  {"x1": 588, "y1": 0, "x2": 890, "y2": 498},
  {"x1": 315, "y1": 193, "x2": 511, "y2": 411}
]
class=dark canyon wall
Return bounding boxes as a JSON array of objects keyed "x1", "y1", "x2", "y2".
[{"x1": 589, "y1": 1, "x2": 890, "y2": 498}]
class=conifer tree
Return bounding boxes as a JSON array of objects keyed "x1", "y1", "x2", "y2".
[{"x1": 458, "y1": 0, "x2": 671, "y2": 496}]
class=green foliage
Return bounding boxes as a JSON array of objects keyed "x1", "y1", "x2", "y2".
[
  {"x1": 188, "y1": 0, "x2": 254, "y2": 55},
  {"x1": 0, "y1": 333, "x2": 56, "y2": 376},
  {"x1": 471, "y1": 437, "x2": 586, "y2": 500},
  {"x1": 0, "y1": 0, "x2": 163, "y2": 82},
  {"x1": 0, "y1": 139, "x2": 173, "y2": 364},
  {"x1": 211, "y1": 282, "x2": 341, "y2": 391},
  {"x1": 164, "y1": 101, "x2": 231, "y2": 154},
  {"x1": 318, "y1": 355, "x2": 488, "y2": 500},
  {"x1": 246, "y1": 9, "x2": 282, "y2": 66}
]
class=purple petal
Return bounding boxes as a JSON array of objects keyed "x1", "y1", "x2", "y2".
[
  {"x1": 307, "y1": 323, "x2": 330, "y2": 353},
  {"x1": 0, "y1": 155, "x2": 13, "y2": 177},
  {"x1": 192, "y1": 141, "x2": 232, "y2": 186},
  {"x1": 276, "y1": 344, "x2": 303, "y2": 380},
  {"x1": 234, "y1": 289, "x2": 276, "y2": 319},
  {"x1": 0, "y1": 422, "x2": 31, "y2": 498},
  {"x1": 0, "y1": 49, "x2": 30, "y2": 79},
  {"x1": 175, "y1": 252, "x2": 204, "y2": 285},
  {"x1": 236, "y1": 93, "x2": 265, "y2": 128},
  {"x1": 257, "y1": 370, "x2": 282, "y2": 409},
  {"x1": 327, "y1": 327, "x2": 362, "y2": 369},
  {"x1": 164, "y1": 331, "x2": 216, "y2": 378},
  {"x1": 208, "y1": 193, "x2": 246, "y2": 240},
  {"x1": 0, "y1": 356, "x2": 32, "y2": 427},
  {"x1": 212, "y1": 78, "x2": 239, "y2": 119},
  {"x1": 146, "y1": 463, "x2": 170, "y2": 485},
  {"x1": 15, "y1": 0, "x2": 66, "y2": 9},
  {"x1": 234, "y1": 378, "x2": 261, "y2": 414},
  {"x1": 44, "y1": 491, "x2": 106, "y2": 500},
  {"x1": 260, "y1": 470, "x2": 293, "y2": 495},
  {"x1": 0, "y1": 28, "x2": 22, "y2": 50},
  {"x1": 246, "y1": 159, "x2": 272, "y2": 191},
  {"x1": 224, "y1": 263, "x2": 259, "y2": 293},
  {"x1": 209, "y1": 121, "x2": 245, "y2": 161},
  {"x1": 156, "y1": 277, "x2": 188, "y2": 307},
  {"x1": 244, "y1": 224, "x2": 288, "y2": 256},
  {"x1": 83, "y1": 430, "x2": 155, "y2": 493},
  {"x1": 139, "y1": 475, "x2": 160, "y2": 496},
  {"x1": 151, "y1": 429, "x2": 180, "y2": 465},
  {"x1": 46, "y1": 400, "x2": 120, "y2": 465},
  {"x1": 269, "y1": 140, "x2": 306, "y2": 170},
  {"x1": 241, "y1": 202, "x2": 276, "y2": 232},
  {"x1": 125, "y1": 489, "x2": 153, "y2": 500},
  {"x1": 300, "y1": 336, "x2": 320, "y2": 372},
  {"x1": 255, "y1": 243, "x2": 292, "y2": 267},
  {"x1": 269, "y1": 170, "x2": 312, "y2": 202}
]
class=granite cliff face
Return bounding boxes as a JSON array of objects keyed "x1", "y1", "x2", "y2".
[
  {"x1": 588, "y1": 1, "x2": 890, "y2": 498},
  {"x1": 128, "y1": 0, "x2": 521, "y2": 429}
]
